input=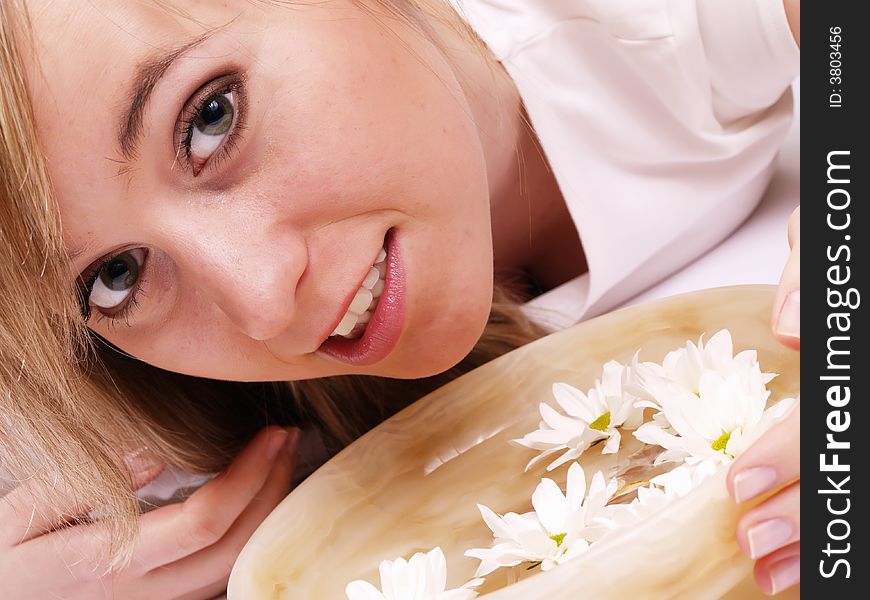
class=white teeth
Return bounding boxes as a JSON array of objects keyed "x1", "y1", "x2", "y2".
[
  {"x1": 348, "y1": 288, "x2": 373, "y2": 314},
  {"x1": 329, "y1": 246, "x2": 388, "y2": 338},
  {"x1": 361, "y1": 267, "x2": 380, "y2": 290},
  {"x1": 333, "y1": 311, "x2": 357, "y2": 337}
]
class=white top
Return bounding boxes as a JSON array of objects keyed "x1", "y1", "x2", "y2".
[{"x1": 446, "y1": 0, "x2": 800, "y2": 329}]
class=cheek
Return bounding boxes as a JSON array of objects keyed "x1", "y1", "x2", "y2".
[
  {"x1": 107, "y1": 299, "x2": 263, "y2": 379},
  {"x1": 327, "y1": 26, "x2": 495, "y2": 374},
  {"x1": 252, "y1": 9, "x2": 491, "y2": 223},
  {"x1": 251, "y1": 10, "x2": 495, "y2": 376}
]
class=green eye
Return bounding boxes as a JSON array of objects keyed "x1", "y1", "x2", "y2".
[
  {"x1": 99, "y1": 253, "x2": 138, "y2": 291},
  {"x1": 188, "y1": 91, "x2": 236, "y2": 169},
  {"x1": 194, "y1": 94, "x2": 234, "y2": 136},
  {"x1": 179, "y1": 75, "x2": 245, "y2": 175},
  {"x1": 89, "y1": 249, "x2": 145, "y2": 311}
]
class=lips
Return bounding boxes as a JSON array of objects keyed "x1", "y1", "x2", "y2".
[{"x1": 317, "y1": 229, "x2": 405, "y2": 366}]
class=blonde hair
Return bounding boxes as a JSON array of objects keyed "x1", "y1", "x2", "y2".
[{"x1": 0, "y1": 0, "x2": 543, "y2": 568}]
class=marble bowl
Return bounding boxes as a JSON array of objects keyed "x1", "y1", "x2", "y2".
[{"x1": 228, "y1": 285, "x2": 800, "y2": 599}]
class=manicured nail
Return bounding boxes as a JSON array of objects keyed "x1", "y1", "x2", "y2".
[
  {"x1": 285, "y1": 428, "x2": 301, "y2": 458},
  {"x1": 733, "y1": 467, "x2": 777, "y2": 502},
  {"x1": 265, "y1": 429, "x2": 290, "y2": 461},
  {"x1": 748, "y1": 518, "x2": 794, "y2": 559},
  {"x1": 770, "y1": 556, "x2": 800, "y2": 594},
  {"x1": 775, "y1": 291, "x2": 800, "y2": 339},
  {"x1": 124, "y1": 448, "x2": 165, "y2": 489}
]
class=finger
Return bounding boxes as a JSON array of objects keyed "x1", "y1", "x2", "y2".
[
  {"x1": 727, "y1": 403, "x2": 799, "y2": 503},
  {"x1": 754, "y1": 541, "x2": 800, "y2": 596},
  {"x1": 772, "y1": 207, "x2": 800, "y2": 349},
  {"x1": 131, "y1": 426, "x2": 294, "y2": 570},
  {"x1": 175, "y1": 578, "x2": 233, "y2": 600},
  {"x1": 144, "y1": 429, "x2": 301, "y2": 595},
  {"x1": 174, "y1": 576, "x2": 234, "y2": 600},
  {"x1": 736, "y1": 481, "x2": 800, "y2": 561},
  {"x1": 0, "y1": 484, "x2": 69, "y2": 547},
  {"x1": 0, "y1": 474, "x2": 96, "y2": 547},
  {"x1": 786, "y1": 206, "x2": 800, "y2": 248},
  {"x1": 19, "y1": 427, "x2": 292, "y2": 580},
  {"x1": 0, "y1": 450, "x2": 164, "y2": 547}
]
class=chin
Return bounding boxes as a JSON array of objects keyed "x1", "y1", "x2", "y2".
[{"x1": 385, "y1": 297, "x2": 492, "y2": 380}]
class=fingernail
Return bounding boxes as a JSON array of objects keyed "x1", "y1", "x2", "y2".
[
  {"x1": 124, "y1": 448, "x2": 165, "y2": 490},
  {"x1": 747, "y1": 518, "x2": 794, "y2": 559},
  {"x1": 285, "y1": 428, "x2": 301, "y2": 458},
  {"x1": 265, "y1": 429, "x2": 290, "y2": 461},
  {"x1": 733, "y1": 467, "x2": 777, "y2": 502},
  {"x1": 770, "y1": 555, "x2": 800, "y2": 594},
  {"x1": 775, "y1": 291, "x2": 800, "y2": 339}
]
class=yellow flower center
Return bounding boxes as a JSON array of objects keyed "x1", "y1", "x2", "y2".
[
  {"x1": 589, "y1": 411, "x2": 611, "y2": 432},
  {"x1": 711, "y1": 431, "x2": 731, "y2": 453},
  {"x1": 550, "y1": 532, "x2": 567, "y2": 547}
]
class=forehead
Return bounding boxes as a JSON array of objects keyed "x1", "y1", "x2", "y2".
[
  {"x1": 27, "y1": 0, "x2": 236, "y2": 129},
  {"x1": 30, "y1": 0, "x2": 200, "y2": 87},
  {"x1": 28, "y1": 0, "x2": 237, "y2": 52}
]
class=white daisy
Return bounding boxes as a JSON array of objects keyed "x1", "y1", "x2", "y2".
[
  {"x1": 600, "y1": 460, "x2": 719, "y2": 530},
  {"x1": 513, "y1": 360, "x2": 645, "y2": 471},
  {"x1": 634, "y1": 329, "x2": 776, "y2": 410},
  {"x1": 465, "y1": 463, "x2": 618, "y2": 577},
  {"x1": 634, "y1": 359, "x2": 797, "y2": 465},
  {"x1": 345, "y1": 547, "x2": 483, "y2": 600}
]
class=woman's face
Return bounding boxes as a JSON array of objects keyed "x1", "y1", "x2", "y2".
[{"x1": 25, "y1": 0, "x2": 495, "y2": 381}]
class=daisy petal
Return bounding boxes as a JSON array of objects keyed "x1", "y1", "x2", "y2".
[
  {"x1": 602, "y1": 429, "x2": 621, "y2": 454},
  {"x1": 346, "y1": 580, "x2": 387, "y2": 600},
  {"x1": 532, "y1": 478, "x2": 568, "y2": 534}
]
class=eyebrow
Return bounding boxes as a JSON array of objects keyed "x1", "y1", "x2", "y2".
[{"x1": 117, "y1": 31, "x2": 215, "y2": 161}]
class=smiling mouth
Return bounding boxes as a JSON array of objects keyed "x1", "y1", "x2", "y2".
[
  {"x1": 317, "y1": 229, "x2": 405, "y2": 366},
  {"x1": 329, "y1": 246, "x2": 387, "y2": 339}
]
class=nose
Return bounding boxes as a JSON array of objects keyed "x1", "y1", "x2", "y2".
[{"x1": 168, "y1": 220, "x2": 309, "y2": 342}]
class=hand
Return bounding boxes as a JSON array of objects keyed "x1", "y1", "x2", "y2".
[
  {"x1": 727, "y1": 404, "x2": 800, "y2": 595},
  {"x1": 0, "y1": 426, "x2": 300, "y2": 600},
  {"x1": 771, "y1": 206, "x2": 800, "y2": 350},
  {"x1": 725, "y1": 208, "x2": 801, "y2": 595}
]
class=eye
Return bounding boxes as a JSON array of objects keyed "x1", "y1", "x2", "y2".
[
  {"x1": 88, "y1": 248, "x2": 146, "y2": 313},
  {"x1": 178, "y1": 74, "x2": 245, "y2": 176},
  {"x1": 189, "y1": 91, "x2": 236, "y2": 165}
]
